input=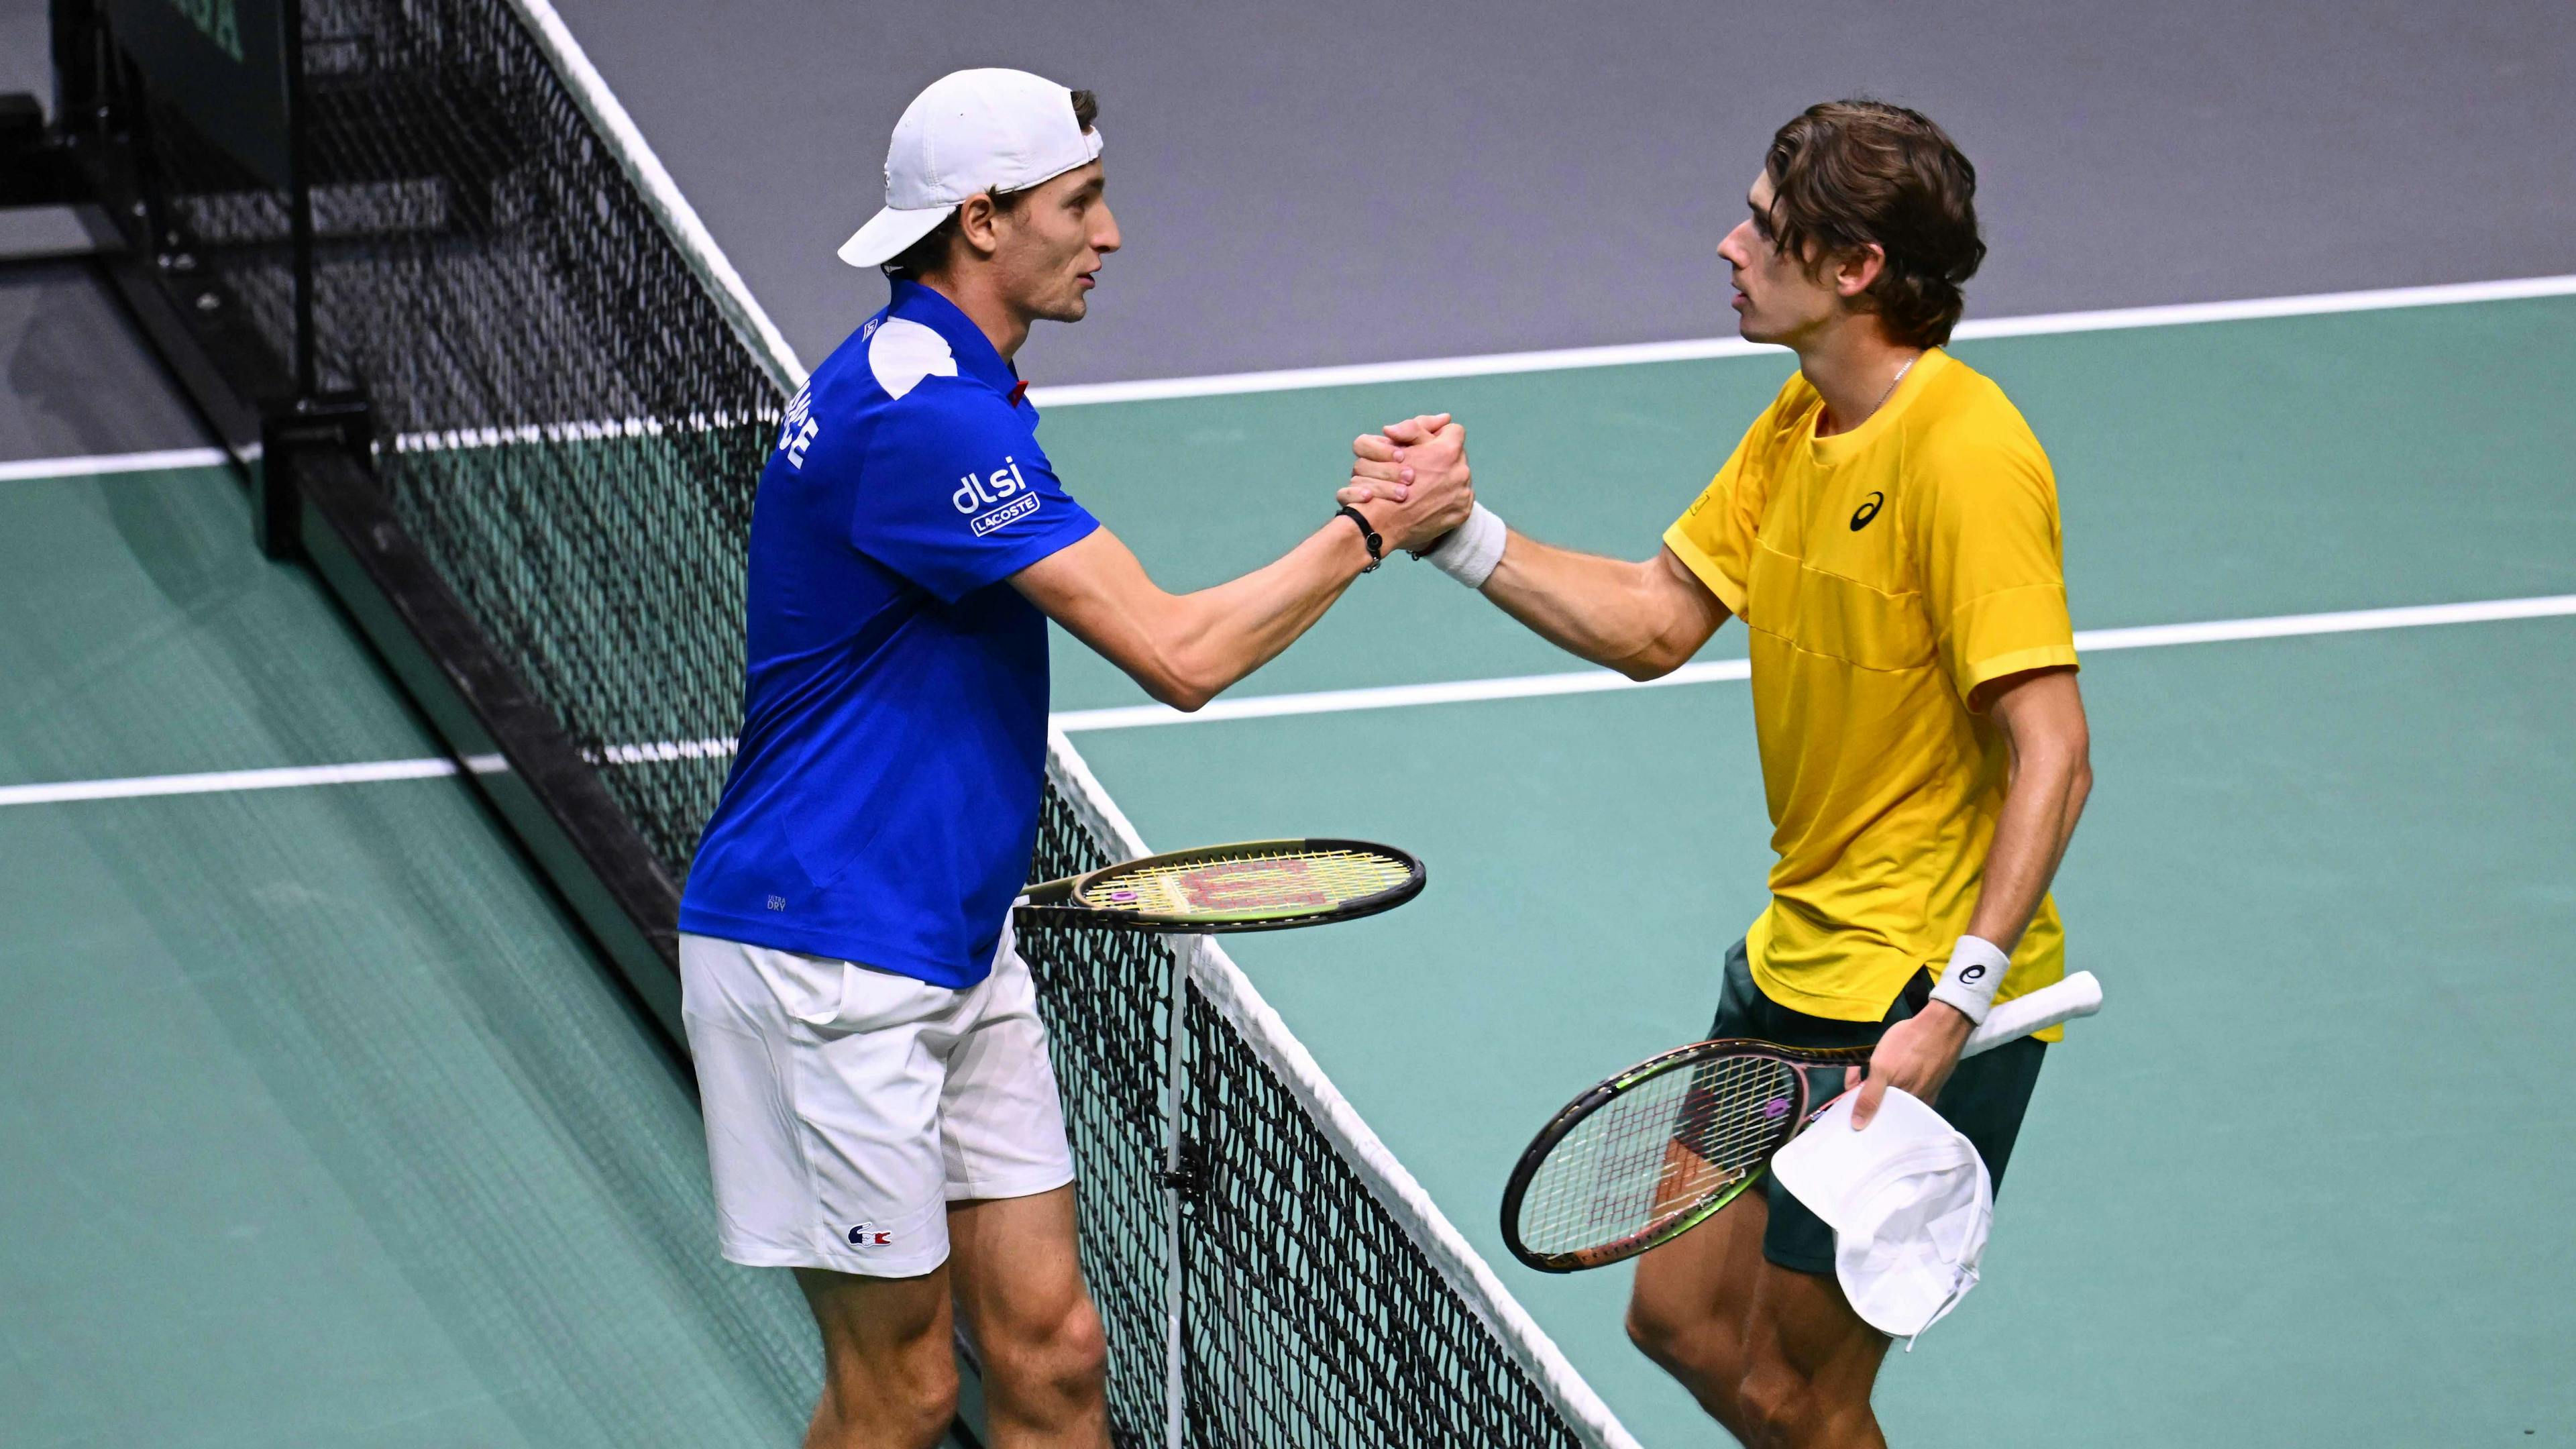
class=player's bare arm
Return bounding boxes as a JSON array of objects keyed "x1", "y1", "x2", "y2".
[
  {"x1": 1965, "y1": 666, "x2": 2094, "y2": 950},
  {"x1": 1477, "y1": 539, "x2": 1728, "y2": 680},
  {"x1": 1847, "y1": 665, "x2": 2092, "y2": 1125},
  {"x1": 1339, "y1": 422, "x2": 1729, "y2": 680},
  {"x1": 1014, "y1": 419, "x2": 1470, "y2": 710}
]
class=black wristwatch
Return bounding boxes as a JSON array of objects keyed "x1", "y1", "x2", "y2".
[{"x1": 1335, "y1": 504, "x2": 1383, "y2": 573}]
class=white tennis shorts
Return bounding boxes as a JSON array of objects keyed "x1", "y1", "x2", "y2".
[{"x1": 678, "y1": 924, "x2": 1075, "y2": 1277}]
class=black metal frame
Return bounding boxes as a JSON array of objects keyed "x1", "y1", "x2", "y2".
[{"x1": 19, "y1": 0, "x2": 690, "y2": 1046}]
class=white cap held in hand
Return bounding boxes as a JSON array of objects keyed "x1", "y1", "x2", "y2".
[
  {"x1": 839, "y1": 68, "x2": 1105, "y2": 268},
  {"x1": 1772, "y1": 1086, "x2": 1993, "y2": 1345}
]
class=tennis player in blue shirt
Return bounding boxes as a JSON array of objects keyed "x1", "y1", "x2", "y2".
[{"x1": 676, "y1": 69, "x2": 1470, "y2": 1448}]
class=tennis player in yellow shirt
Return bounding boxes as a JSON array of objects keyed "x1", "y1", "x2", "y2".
[{"x1": 1344, "y1": 99, "x2": 2093, "y2": 1445}]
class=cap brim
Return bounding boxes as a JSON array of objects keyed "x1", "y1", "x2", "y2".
[{"x1": 838, "y1": 203, "x2": 953, "y2": 268}]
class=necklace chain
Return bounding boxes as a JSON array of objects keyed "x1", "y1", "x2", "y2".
[
  {"x1": 1823, "y1": 357, "x2": 1917, "y2": 437},
  {"x1": 1865, "y1": 356, "x2": 1917, "y2": 420}
]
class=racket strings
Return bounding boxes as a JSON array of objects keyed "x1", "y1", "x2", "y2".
[
  {"x1": 1514, "y1": 1054, "x2": 1804, "y2": 1256},
  {"x1": 1078, "y1": 847, "x2": 1413, "y2": 917}
]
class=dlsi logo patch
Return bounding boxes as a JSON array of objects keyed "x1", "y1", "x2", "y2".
[
  {"x1": 952, "y1": 456, "x2": 1032, "y2": 513},
  {"x1": 955, "y1": 456, "x2": 1041, "y2": 535}
]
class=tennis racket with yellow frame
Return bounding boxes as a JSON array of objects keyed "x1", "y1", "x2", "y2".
[{"x1": 1015, "y1": 838, "x2": 1425, "y2": 934}]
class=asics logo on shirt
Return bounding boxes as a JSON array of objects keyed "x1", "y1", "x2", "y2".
[{"x1": 1849, "y1": 491, "x2": 1885, "y2": 531}]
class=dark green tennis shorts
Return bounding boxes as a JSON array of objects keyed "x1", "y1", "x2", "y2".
[{"x1": 1706, "y1": 938, "x2": 2047, "y2": 1277}]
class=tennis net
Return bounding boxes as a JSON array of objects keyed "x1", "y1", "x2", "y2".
[{"x1": 68, "y1": 0, "x2": 1635, "y2": 1442}]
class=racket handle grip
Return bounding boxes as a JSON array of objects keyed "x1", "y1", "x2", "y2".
[{"x1": 1960, "y1": 971, "x2": 2103, "y2": 1059}]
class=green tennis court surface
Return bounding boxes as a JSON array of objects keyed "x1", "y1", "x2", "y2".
[
  {"x1": 6, "y1": 291, "x2": 2570, "y2": 1445},
  {"x1": 0, "y1": 466, "x2": 819, "y2": 1446},
  {"x1": 1031, "y1": 293, "x2": 2576, "y2": 1444}
]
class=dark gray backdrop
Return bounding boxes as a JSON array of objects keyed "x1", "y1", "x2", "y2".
[
  {"x1": 543, "y1": 0, "x2": 2576, "y2": 382},
  {"x1": 6, "y1": 0, "x2": 2574, "y2": 420}
]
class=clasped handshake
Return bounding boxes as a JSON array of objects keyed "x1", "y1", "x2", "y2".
[{"x1": 1335, "y1": 412, "x2": 1506, "y2": 587}]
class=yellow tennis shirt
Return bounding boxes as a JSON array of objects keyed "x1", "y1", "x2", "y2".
[{"x1": 1663, "y1": 348, "x2": 2078, "y2": 1028}]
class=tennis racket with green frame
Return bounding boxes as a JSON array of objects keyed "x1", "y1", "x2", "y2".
[
  {"x1": 1015, "y1": 838, "x2": 1426, "y2": 934},
  {"x1": 1500, "y1": 971, "x2": 2104, "y2": 1273}
]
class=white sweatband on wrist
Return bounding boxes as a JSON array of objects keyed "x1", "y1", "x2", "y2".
[
  {"x1": 1927, "y1": 934, "x2": 2012, "y2": 1026},
  {"x1": 1419, "y1": 502, "x2": 1506, "y2": 588}
]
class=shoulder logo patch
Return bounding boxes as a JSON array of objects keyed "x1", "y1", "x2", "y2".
[
  {"x1": 867, "y1": 316, "x2": 959, "y2": 400},
  {"x1": 1849, "y1": 490, "x2": 1885, "y2": 531},
  {"x1": 954, "y1": 455, "x2": 1043, "y2": 536}
]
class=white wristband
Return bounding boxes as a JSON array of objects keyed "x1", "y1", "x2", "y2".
[
  {"x1": 1927, "y1": 934, "x2": 2012, "y2": 1026},
  {"x1": 1419, "y1": 502, "x2": 1506, "y2": 589}
]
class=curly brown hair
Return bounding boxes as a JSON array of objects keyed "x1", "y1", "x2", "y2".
[
  {"x1": 886, "y1": 89, "x2": 1099, "y2": 278},
  {"x1": 1762, "y1": 100, "x2": 1984, "y2": 347}
]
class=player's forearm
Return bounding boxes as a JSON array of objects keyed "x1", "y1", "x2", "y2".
[
  {"x1": 1481, "y1": 536, "x2": 1716, "y2": 680},
  {"x1": 1150, "y1": 521, "x2": 1373, "y2": 708},
  {"x1": 1964, "y1": 728, "x2": 2091, "y2": 951},
  {"x1": 1018, "y1": 523, "x2": 1371, "y2": 712}
]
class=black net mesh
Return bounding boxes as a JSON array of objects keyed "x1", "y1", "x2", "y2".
[
  {"x1": 1020, "y1": 799, "x2": 1587, "y2": 1447},
  {"x1": 1181, "y1": 990, "x2": 1589, "y2": 1448},
  {"x1": 305, "y1": 0, "x2": 773, "y2": 868},
  {"x1": 131, "y1": 0, "x2": 770, "y2": 867},
  {"x1": 1020, "y1": 802, "x2": 1177, "y2": 1442},
  {"x1": 86, "y1": 0, "x2": 1607, "y2": 1441}
]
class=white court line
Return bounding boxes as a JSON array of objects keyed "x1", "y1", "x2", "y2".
[
  {"x1": 0, "y1": 446, "x2": 231, "y2": 484},
  {"x1": 1052, "y1": 658, "x2": 1753, "y2": 733},
  {"x1": 0, "y1": 757, "x2": 460, "y2": 807},
  {"x1": 19, "y1": 274, "x2": 2574, "y2": 483},
  {"x1": 1028, "y1": 274, "x2": 2576, "y2": 407},
  {"x1": 1047, "y1": 592, "x2": 2576, "y2": 733},
  {"x1": 2064, "y1": 594, "x2": 2576, "y2": 650},
  {"x1": 5, "y1": 594, "x2": 2571, "y2": 809}
]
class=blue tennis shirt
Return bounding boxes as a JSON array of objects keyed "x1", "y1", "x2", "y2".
[{"x1": 680, "y1": 280, "x2": 1100, "y2": 986}]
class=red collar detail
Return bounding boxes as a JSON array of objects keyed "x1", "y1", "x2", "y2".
[{"x1": 1007, "y1": 380, "x2": 1029, "y2": 407}]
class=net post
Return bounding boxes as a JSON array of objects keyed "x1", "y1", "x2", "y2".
[
  {"x1": 253, "y1": 392, "x2": 369, "y2": 560},
  {"x1": 278, "y1": 0, "x2": 315, "y2": 399}
]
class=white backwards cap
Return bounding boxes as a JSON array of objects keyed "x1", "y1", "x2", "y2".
[
  {"x1": 839, "y1": 68, "x2": 1105, "y2": 268},
  {"x1": 1772, "y1": 1086, "x2": 1994, "y2": 1346}
]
